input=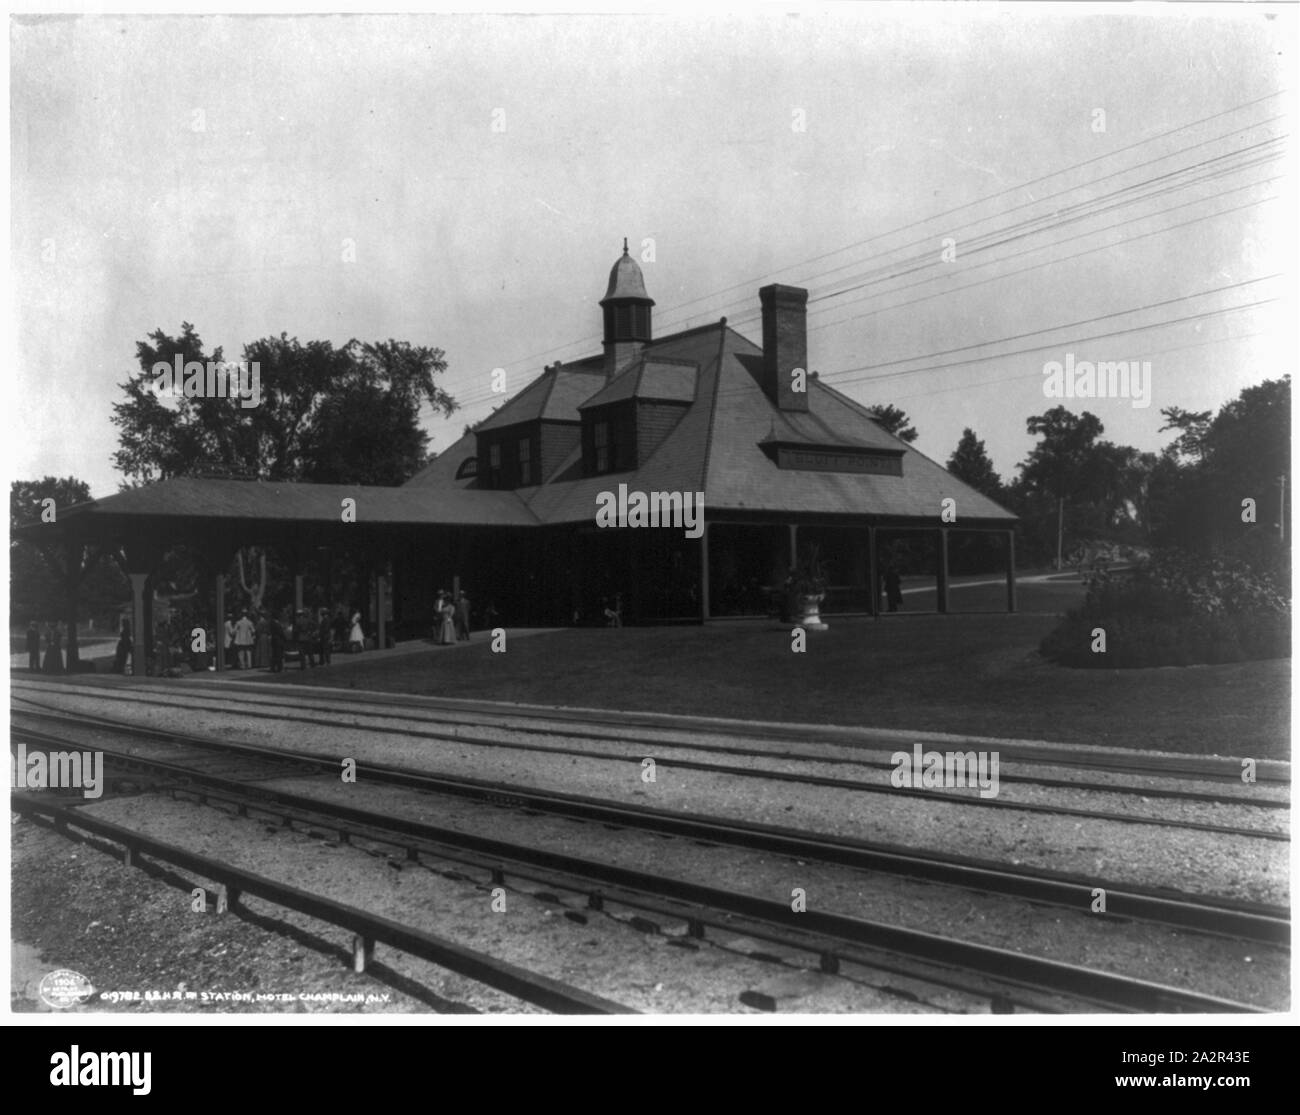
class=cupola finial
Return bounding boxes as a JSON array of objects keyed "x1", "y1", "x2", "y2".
[{"x1": 622, "y1": 236, "x2": 629, "y2": 254}]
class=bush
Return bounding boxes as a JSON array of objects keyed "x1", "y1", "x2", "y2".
[{"x1": 1041, "y1": 547, "x2": 1290, "y2": 668}]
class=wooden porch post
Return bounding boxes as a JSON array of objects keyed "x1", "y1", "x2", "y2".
[
  {"x1": 214, "y1": 571, "x2": 226, "y2": 672},
  {"x1": 699, "y1": 523, "x2": 710, "y2": 622},
  {"x1": 1006, "y1": 529, "x2": 1017, "y2": 614},
  {"x1": 937, "y1": 528, "x2": 949, "y2": 615},
  {"x1": 867, "y1": 525, "x2": 878, "y2": 620},
  {"x1": 129, "y1": 573, "x2": 149, "y2": 676}
]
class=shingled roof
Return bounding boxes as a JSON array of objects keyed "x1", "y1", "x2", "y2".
[
  {"x1": 410, "y1": 319, "x2": 1016, "y2": 526},
  {"x1": 49, "y1": 476, "x2": 537, "y2": 528}
]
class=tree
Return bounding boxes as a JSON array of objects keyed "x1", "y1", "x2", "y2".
[
  {"x1": 110, "y1": 325, "x2": 460, "y2": 619},
  {"x1": 10, "y1": 477, "x2": 128, "y2": 666},
  {"x1": 946, "y1": 428, "x2": 1002, "y2": 500},
  {"x1": 1158, "y1": 406, "x2": 1212, "y2": 464},
  {"x1": 112, "y1": 328, "x2": 458, "y2": 485},
  {"x1": 869, "y1": 403, "x2": 918, "y2": 443},
  {"x1": 1019, "y1": 407, "x2": 1106, "y2": 569},
  {"x1": 1151, "y1": 376, "x2": 1290, "y2": 567}
]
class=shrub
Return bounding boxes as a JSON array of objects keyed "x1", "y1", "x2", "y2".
[{"x1": 1041, "y1": 547, "x2": 1290, "y2": 668}]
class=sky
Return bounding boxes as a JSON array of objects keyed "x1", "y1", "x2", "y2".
[{"x1": 8, "y1": 5, "x2": 1295, "y2": 497}]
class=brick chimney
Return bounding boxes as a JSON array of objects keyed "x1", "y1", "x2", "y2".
[{"x1": 759, "y1": 284, "x2": 808, "y2": 412}]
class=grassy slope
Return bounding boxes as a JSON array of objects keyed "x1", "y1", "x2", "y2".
[{"x1": 267, "y1": 575, "x2": 1288, "y2": 759}]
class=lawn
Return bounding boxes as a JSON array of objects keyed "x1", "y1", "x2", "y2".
[{"x1": 264, "y1": 574, "x2": 1289, "y2": 759}]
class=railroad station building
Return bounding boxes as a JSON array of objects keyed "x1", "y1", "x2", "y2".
[{"x1": 25, "y1": 242, "x2": 1017, "y2": 672}]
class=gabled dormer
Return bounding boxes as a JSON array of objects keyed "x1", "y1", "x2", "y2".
[
  {"x1": 472, "y1": 359, "x2": 603, "y2": 489},
  {"x1": 578, "y1": 356, "x2": 698, "y2": 475}
]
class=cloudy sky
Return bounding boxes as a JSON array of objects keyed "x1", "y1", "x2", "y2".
[{"x1": 9, "y1": 6, "x2": 1293, "y2": 496}]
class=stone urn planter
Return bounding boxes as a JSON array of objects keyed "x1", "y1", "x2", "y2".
[{"x1": 790, "y1": 591, "x2": 828, "y2": 631}]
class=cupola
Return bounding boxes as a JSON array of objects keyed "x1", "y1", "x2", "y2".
[{"x1": 599, "y1": 238, "x2": 654, "y2": 379}]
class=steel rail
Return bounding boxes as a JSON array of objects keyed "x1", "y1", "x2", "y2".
[
  {"x1": 10, "y1": 791, "x2": 632, "y2": 1015},
  {"x1": 10, "y1": 692, "x2": 1288, "y2": 835},
  {"x1": 11, "y1": 717, "x2": 1289, "y2": 949},
  {"x1": 13, "y1": 676, "x2": 1290, "y2": 785},
  {"x1": 10, "y1": 754, "x2": 1267, "y2": 1015}
]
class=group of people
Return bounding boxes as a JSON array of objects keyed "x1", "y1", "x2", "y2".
[
  {"x1": 223, "y1": 605, "x2": 366, "y2": 672},
  {"x1": 432, "y1": 590, "x2": 471, "y2": 645},
  {"x1": 26, "y1": 619, "x2": 66, "y2": 673}
]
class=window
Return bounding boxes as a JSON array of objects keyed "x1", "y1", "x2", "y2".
[
  {"x1": 518, "y1": 437, "x2": 533, "y2": 485},
  {"x1": 455, "y1": 456, "x2": 478, "y2": 479},
  {"x1": 489, "y1": 443, "x2": 501, "y2": 468},
  {"x1": 594, "y1": 421, "x2": 610, "y2": 473}
]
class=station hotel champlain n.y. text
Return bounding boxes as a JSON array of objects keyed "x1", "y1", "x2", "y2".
[{"x1": 32, "y1": 242, "x2": 1018, "y2": 670}]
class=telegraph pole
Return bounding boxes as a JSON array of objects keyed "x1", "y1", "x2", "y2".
[{"x1": 1278, "y1": 474, "x2": 1287, "y2": 543}]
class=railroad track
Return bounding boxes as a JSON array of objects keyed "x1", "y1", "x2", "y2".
[
  {"x1": 10, "y1": 712, "x2": 1288, "y2": 1011},
  {"x1": 18, "y1": 677, "x2": 1287, "y2": 790},
  {"x1": 11, "y1": 790, "x2": 633, "y2": 1015},
  {"x1": 10, "y1": 687, "x2": 1288, "y2": 841}
]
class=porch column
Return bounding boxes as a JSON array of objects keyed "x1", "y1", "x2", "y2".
[
  {"x1": 699, "y1": 524, "x2": 711, "y2": 621},
  {"x1": 937, "y1": 528, "x2": 949, "y2": 615},
  {"x1": 121, "y1": 541, "x2": 162, "y2": 677},
  {"x1": 376, "y1": 566, "x2": 387, "y2": 651},
  {"x1": 128, "y1": 573, "x2": 149, "y2": 676},
  {"x1": 788, "y1": 523, "x2": 797, "y2": 570},
  {"x1": 214, "y1": 571, "x2": 226, "y2": 672},
  {"x1": 1006, "y1": 530, "x2": 1017, "y2": 614},
  {"x1": 293, "y1": 573, "x2": 304, "y2": 615},
  {"x1": 867, "y1": 525, "x2": 879, "y2": 619}
]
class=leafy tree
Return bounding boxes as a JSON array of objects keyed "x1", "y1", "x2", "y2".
[
  {"x1": 1158, "y1": 406, "x2": 1212, "y2": 464},
  {"x1": 869, "y1": 403, "x2": 918, "y2": 443},
  {"x1": 946, "y1": 428, "x2": 1003, "y2": 500},
  {"x1": 1152, "y1": 377, "x2": 1290, "y2": 572},
  {"x1": 1017, "y1": 407, "x2": 1106, "y2": 569},
  {"x1": 110, "y1": 325, "x2": 460, "y2": 622},
  {"x1": 112, "y1": 327, "x2": 457, "y2": 485},
  {"x1": 10, "y1": 477, "x2": 128, "y2": 665}
]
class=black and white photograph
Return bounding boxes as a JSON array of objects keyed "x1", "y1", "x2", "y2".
[{"x1": 5, "y1": 0, "x2": 1295, "y2": 1055}]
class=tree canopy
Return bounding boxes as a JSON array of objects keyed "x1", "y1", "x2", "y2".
[
  {"x1": 112, "y1": 326, "x2": 457, "y2": 487},
  {"x1": 869, "y1": 403, "x2": 918, "y2": 443}
]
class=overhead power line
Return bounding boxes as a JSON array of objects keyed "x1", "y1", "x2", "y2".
[{"x1": 422, "y1": 91, "x2": 1286, "y2": 419}]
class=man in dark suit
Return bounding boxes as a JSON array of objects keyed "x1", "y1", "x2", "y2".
[
  {"x1": 454, "y1": 592, "x2": 471, "y2": 642},
  {"x1": 27, "y1": 621, "x2": 40, "y2": 670}
]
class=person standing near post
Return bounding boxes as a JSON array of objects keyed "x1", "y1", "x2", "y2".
[
  {"x1": 295, "y1": 609, "x2": 316, "y2": 669},
  {"x1": 454, "y1": 591, "x2": 471, "y2": 642},
  {"x1": 316, "y1": 607, "x2": 332, "y2": 666},
  {"x1": 269, "y1": 611, "x2": 286, "y2": 673},
  {"x1": 42, "y1": 622, "x2": 63, "y2": 674},
  {"x1": 27, "y1": 621, "x2": 40, "y2": 670},
  {"x1": 436, "y1": 592, "x2": 456, "y2": 646},
  {"x1": 884, "y1": 565, "x2": 903, "y2": 613},
  {"x1": 223, "y1": 613, "x2": 235, "y2": 669},
  {"x1": 234, "y1": 609, "x2": 256, "y2": 670},
  {"x1": 349, "y1": 609, "x2": 364, "y2": 653},
  {"x1": 254, "y1": 611, "x2": 271, "y2": 669},
  {"x1": 113, "y1": 618, "x2": 131, "y2": 673}
]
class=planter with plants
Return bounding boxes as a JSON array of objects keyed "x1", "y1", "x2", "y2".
[{"x1": 785, "y1": 545, "x2": 829, "y2": 630}]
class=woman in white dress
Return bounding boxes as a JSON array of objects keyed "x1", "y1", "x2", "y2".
[
  {"x1": 435, "y1": 592, "x2": 456, "y2": 645},
  {"x1": 349, "y1": 611, "x2": 364, "y2": 653}
]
